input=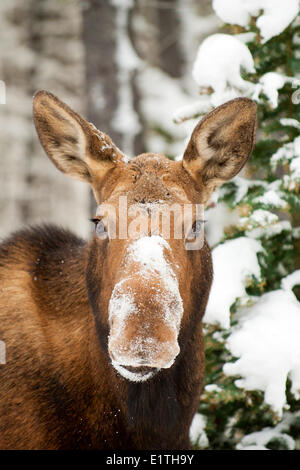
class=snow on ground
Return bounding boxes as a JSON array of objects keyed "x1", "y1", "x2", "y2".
[
  {"x1": 204, "y1": 237, "x2": 263, "y2": 329},
  {"x1": 189, "y1": 413, "x2": 209, "y2": 449},
  {"x1": 212, "y1": 0, "x2": 299, "y2": 43},
  {"x1": 224, "y1": 286, "x2": 300, "y2": 415}
]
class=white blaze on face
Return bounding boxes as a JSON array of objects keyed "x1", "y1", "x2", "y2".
[
  {"x1": 108, "y1": 281, "x2": 137, "y2": 337},
  {"x1": 128, "y1": 235, "x2": 183, "y2": 330},
  {"x1": 108, "y1": 236, "x2": 184, "y2": 382}
]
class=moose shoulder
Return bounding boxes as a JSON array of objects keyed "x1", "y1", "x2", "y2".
[{"x1": 0, "y1": 91, "x2": 256, "y2": 449}]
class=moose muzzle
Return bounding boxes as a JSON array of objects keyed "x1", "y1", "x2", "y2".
[{"x1": 108, "y1": 236, "x2": 183, "y2": 382}]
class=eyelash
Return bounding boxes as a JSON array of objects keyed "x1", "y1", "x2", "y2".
[
  {"x1": 90, "y1": 219, "x2": 206, "y2": 238},
  {"x1": 90, "y1": 218, "x2": 100, "y2": 225},
  {"x1": 192, "y1": 220, "x2": 206, "y2": 231}
]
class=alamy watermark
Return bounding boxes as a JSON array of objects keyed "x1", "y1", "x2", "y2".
[{"x1": 94, "y1": 196, "x2": 206, "y2": 251}]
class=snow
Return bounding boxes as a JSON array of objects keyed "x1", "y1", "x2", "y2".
[
  {"x1": 271, "y1": 136, "x2": 300, "y2": 190},
  {"x1": 205, "y1": 384, "x2": 222, "y2": 393},
  {"x1": 189, "y1": 33, "x2": 300, "y2": 117},
  {"x1": 205, "y1": 202, "x2": 240, "y2": 247},
  {"x1": 212, "y1": 0, "x2": 254, "y2": 27},
  {"x1": 271, "y1": 136, "x2": 300, "y2": 167},
  {"x1": 227, "y1": 176, "x2": 267, "y2": 205},
  {"x1": 256, "y1": 73, "x2": 286, "y2": 109},
  {"x1": 253, "y1": 188, "x2": 288, "y2": 210},
  {"x1": 189, "y1": 413, "x2": 209, "y2": 449},
  {"x1": 111, "y1": 0, "x2": 141, "y2": 156},
  {"x1": 224, "y1": 287, "x2": 300, "y2": 415},
  {"x1": 237, "y1": 428, "x2": 294, "y2": 450},
  {"x1": 173, "y1": 100, "x2": 212, "y2": 124},
  {"x1": 109, "y1": 282, "x2": 137, "y2": 339},
  {"x1": 290, "y1": 156, "x2": 300, "y2": 178},
  {"x1": 138, "y1": 66, "x2": 196, "y2": 158},
  {"x1": 213, "y1": 0, "x2": 299, "y2": 43},
  {"x1": 235, "y1": 32, "x2": 256, "y2": 44},
  {"x1": 192, "y1": 34, "x2": 255, "y2": 107},
  {"x1": 0, "y1": 80, "x2": 5, "y2": 105},
  {"x1": 253, "y1": 72, "x2": 300, "y2": 108},
  {"x1": 293, "y1": 226, "x2": 300, "y2": 239},
  {"x1": 176, "y1": 0, "x2": 300, "y2": 442},
  {"x1": 178, "y1": 0, "x2": 220, "y2": 84},
  {"x1": 238, "y1": 209, "x2": 278, "y2": 231},
  {"x1": 108, "y1": 282, "x2": 159, "y2": 382},
  {"x1": 108, "y1": 236, "x2": 183, "y2": 381},
  {"x1": 237, "y1": 411, "x2": 300, "y2": 450},
  {"x1": 238, "y1": 445, "x2": 270, "y2": 450},
  {"x1": 281, "y1": 270, "x2": 300, "y2": 291},
  {"x1": 246, "y1": 220, "x2": 292, "y2": 240},
  {"x1": 128, "y1": 236, "x2": 183, "y2": 332},
  {"x1": 204, "y1": 237, "x2": 263, "y2": 329},
  {"x1": 280, "y1": 118, "x2": 300, "y2": 130},
  {"x1": 255, "y1": 0, "x2": 299, "y2": 43},
  {"x1": 112, "y1": 363, "x2": 156, "y2": 383}
]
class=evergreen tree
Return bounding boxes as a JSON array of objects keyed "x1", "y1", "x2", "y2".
[{"x1": 185, "y1": 2, "x2": 300, "y2": 450}]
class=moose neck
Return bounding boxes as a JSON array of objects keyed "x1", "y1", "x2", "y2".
[
  {"x1": 84, "y1": 239, "x2": 210, "y2": 449},
  {"x1": 87, "y1": 311, "x2": 206, "y2": 450}
]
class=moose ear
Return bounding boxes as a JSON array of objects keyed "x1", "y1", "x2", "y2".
[
  {"x1": 182, "y1": 98, "x2": 257, "y2": 194},
  {"x1": 33, "y1": 90, "x2": 125, "y2": 183}
]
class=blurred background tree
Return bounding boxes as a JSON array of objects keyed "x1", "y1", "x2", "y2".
[
  {"x1": 0, "y1": 0, "x2": 218, "y2": 237},
  {"x1": 184, "y1": 0, "x2": 300, "y2": 451}
]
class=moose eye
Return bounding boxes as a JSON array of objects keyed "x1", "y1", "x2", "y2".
[
  {"x1": 91, "y1": 218, "x2": 108, "y2": 239},
  {"x1": 186, "y1": 220, "x2": 205, "y2": 240}
]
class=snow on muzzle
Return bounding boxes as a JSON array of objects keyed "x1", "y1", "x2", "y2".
[{"x1": 108, "y1": 236, "x2": 183, "y2": 382}]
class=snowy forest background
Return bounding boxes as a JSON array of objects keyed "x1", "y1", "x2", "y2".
[
  {"x1": 1, "y1": 0, "x2": 300, "y2": 451},
  {"x1": 0, "y1": 0, "x2": 217, "y2": 239}
]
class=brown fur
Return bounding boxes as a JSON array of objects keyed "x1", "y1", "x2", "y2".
[
  {"x1": 182, "y1": 97, "x2": 257, "y2": 196},
  {"x1": 0, "y1": 92, "x2": 256, "y2": 449}
]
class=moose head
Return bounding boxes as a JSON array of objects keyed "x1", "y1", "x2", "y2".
[{"x1": 33, "y1": 91, "x2": 256, "y2": 383}]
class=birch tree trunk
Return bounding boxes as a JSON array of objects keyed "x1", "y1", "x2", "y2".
[
  {"x1": 82, "y1": 0, "x2": 144, "y2": 157},
  {"x1": 0, "y1": 0, "x2": 90, "y2": 239}
]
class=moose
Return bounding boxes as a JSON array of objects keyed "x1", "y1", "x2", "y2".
[{"x1": 0, "y1": 91, "x2": 256, "y2": 449}]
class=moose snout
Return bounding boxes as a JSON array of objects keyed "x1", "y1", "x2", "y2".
[
  {"x1": 108, "y1": 330, "x2": 180, "y2": 371},
  {"x1": 108, "y1": 300, "x2": 181, "y2": 381},
  {"x1": 108, "y1": 266, "x2": 183, "y2": 381}
]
